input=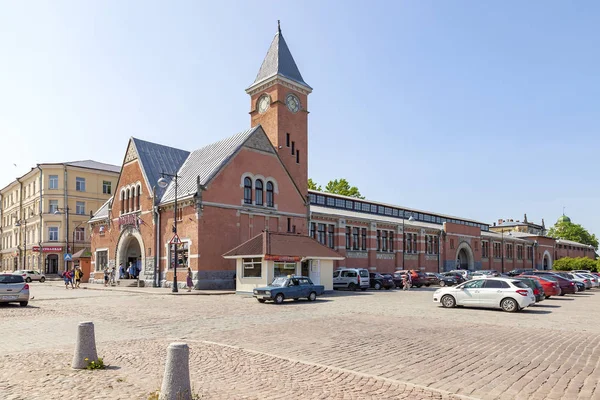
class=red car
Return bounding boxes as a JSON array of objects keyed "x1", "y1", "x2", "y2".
[{"x1": 521, "y1": 275, "x2": 561, "y2": 298}]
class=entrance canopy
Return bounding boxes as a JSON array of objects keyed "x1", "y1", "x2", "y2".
[{"x1": 223, "y1": 231, "x2": 344, "y2": 261}]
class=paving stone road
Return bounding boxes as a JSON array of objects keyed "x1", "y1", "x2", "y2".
[{"x1": 1, "y1": 282, "x2": 599, "y2": 399}]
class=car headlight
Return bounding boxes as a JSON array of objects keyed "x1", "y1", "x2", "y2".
[
  {"x1": 266, "y1": 291, "x2": 271, "y2": 296},
  {"x1": 253, "y1": 290, "x2": 258, "y2": 295}
]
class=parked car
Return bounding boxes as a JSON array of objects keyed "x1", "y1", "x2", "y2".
[
  {"x1": 394, "y1": 270, "x2": 429, "y2": 288},
  {"x1": 442, "y1": 272, "x2": 466, "y2": 284},
  {"x1": 579, "y1": 273, "x2": 599, "y2": 288},
  {"x1": 507, "y1": 269, "x2": 535, "y2": 277},
  {"x1": 253, "y1": 276, "x2": 324, "y2": 304},
  {"x1": 0, "y1": 274, "x2": 30, "y2": 307},
  {"x1": 369, "y1": 273, "x2": 395, "y2": 290},
  {"x1": 573, "y1": 273, "x2": 596, "y2": 289},
  {"x1": 449, "y1": 270, "x2": 472, "y2": 281},
  {"x1": 333, "y1": 268, "x2": 370, "y2": 291},
  {"x1": 513, "y1": 277, "x2": 545, "y2": 303},
  {"x1": 526, "y1": 272, "x2": 577, "y2": 295},
  {"x1": 555, "y1": 272, "x2": 590, "y2": 290},
  {"x1": 520, "y1": 275, "x2": 561, "y2": 298},
  {"x1": 433, "y1": 278, "x2": 535, "y2": 312},
  {"x1": 13, "y1": 270, "x2": 46, "y2": 283}
]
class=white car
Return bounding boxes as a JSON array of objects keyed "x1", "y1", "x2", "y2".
[
  {"x1": 580, "y1": 273, "x2": 599, "y2": 288},
  {"x1": 13, "y1": 270, "x2": 46, "y2": 283},
  {"x1": 433, "y1": 278, "x2": 535, "y2": 312}
]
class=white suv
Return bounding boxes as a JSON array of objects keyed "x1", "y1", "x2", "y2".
[
  {"x1": 13, "y1": 270, "x2": 46, "y2": 283},
  {"x1": 333, "y1": 268, "x2": 370, "y2": 291}
]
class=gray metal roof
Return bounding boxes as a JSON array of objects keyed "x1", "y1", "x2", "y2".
[
  {"x1": 556, "y1": 238, "x2": 594, "y2": 248},
  {"x1": 159, "y1": 126, "x2": 260, "y2": 204},
  {"x1": 310, "y1": 205, "x2": 442, "y2": 230},
  {"x1": 89, "y1": 197, "x2": 112, "y2": 222},
  {"x1": 251, "y1": 27, "x2": 311, "y2": 89},
  {"x1": 66, "y1": 160, "x2": 121, "y2": 173},
  {"x1": 132, "y1": 138, "x2": 190, "y2": 200}
]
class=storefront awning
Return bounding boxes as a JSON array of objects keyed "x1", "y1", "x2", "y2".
[
  {"x1": 72, "y1": 248, "x2": 93, "y2": 259},
  {"x1": 223, "y1": 231, "x2": 345, "y2": 261}
]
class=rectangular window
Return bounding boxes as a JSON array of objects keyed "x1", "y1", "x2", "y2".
[
  {"x1": 296, "y1": 150, "x2": 300, "y2": 164},
  {"x1": 426, "y1": 235, "x2": 432, "y2": 254},
  {"x1": 376, "y1": 230, "x2": 381, "y2": 251},
  {"x1": 481, "y1": 241, "x2": 489, "y2": 258},
  {"x1": 242, "y1": 257, "x2": 262, "y2": 278},
  {"x1": 169, "y1": 242, "x2": 189, "y2": 269},
  {"x1": 382, "y1": 231, "x2": 388, "y2": 251},
  {"x1": 316, "y1": 195, "x2": 325, "y2": 205},
  {"x1": 49, "y1": 175, "x2": 59, "y2": 189},
  {"x1": 434, "y1": 235, "x2": 439, "y2": 254},
  {"x1": 345, "y1": 227, "x2": 351, "y2": 249},
  {"x1": 327, "y1": 225, "x2": 335, "y2": 249},
  {"x1": 335, "y1": 199, "x2": 345, "y2": 208},
  {"x1": 450, "y1": 239, "x2": 454, "y2": 250},
  {"x1": 103, "y1": 181, "x2": 112, "y2": 194},
  {"x1": 48, "y1": 227, "x2": 59, "y2": 241},
  {"x1": 345, "y1": 200, "x2": 353, "y2": 209},
  {"x1": 287, "y1": 218, "x2": 291, "y2": 233},
  {"x1": 352, "y1": 227, "x2": 359, "y2": 250},
  {"x1": 517, "y1": 245, "x2": 523, "y2": 260},
  {"x1": 75, "y1": 177, "x2": 86, "y2": 192},
  {"x1": 75, "y1": 227, "x2": 85, "y2": 242},
  {"x1": 96, "y1": 250, "x2": 108, "y2": 272},
  {"x1": 310, "y1": 222, "x2": 316, "y2": 239},
  {"x1": 317, "y1": 223, "x2": 326, "y2": 245},
  {"x1": 49, "y1": 200, "x2": 59, "y2": 214},
  {"x1": 361, "y1": 228, "x2": 367, "y2": 250},
  {"x1": 76, "y1": 201, "x2": 85, "y2": 215},
  {"x1": 274, "y1": 262, "x2": 296, "y2": 277},
  {"x1": 526, "y1": 246, "x2": 533, "y2": 260},
  {"x1": 326, "y1": 197, "x2": 335, "y2": 206},
  {"x1": 389, "y1": 231, "x2": 394, "y2": 252},
  {"x1": 362, "y1": 203, "x2": 370, "y2": 212},
  {"x1": 176, "y1": 208, "x2": 183, "y2": 222},
  {"x1": 286, "y1": 133, "x2": 290, "y2": 147},
  {"x1": 291, "y1": 141, "x2": 295, "y2": 155}
]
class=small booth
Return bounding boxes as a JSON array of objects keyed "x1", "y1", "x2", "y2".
[
  {"x1": 72, "y1": 248, "x2": 93, "y2": 283},
  {"x1": 223, "y1": 231, "x2": 344, "y2": 293}
]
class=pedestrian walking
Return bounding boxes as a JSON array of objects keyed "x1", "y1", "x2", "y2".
[
  {"x1": 405, "y1": 271, "x2": 412, "y2": 291},
  {"x1": 74, "y1": 267, "x2": 83, "y2": 288},
  {"x1": 104, "y1": 268, "x2": 110, "y2": 287},
  {"x1": 63, "y1": 269, "x2": 72, "y2": 289},
  {"x1": 119, "y1": 263, "x2": 124, "y2": 279},
  {"x1": 109, "y1": 267, "x2": 116, "y2": 286},
  {"x1": 186, "y1": 267, "x2": 193, "y2": 292}
]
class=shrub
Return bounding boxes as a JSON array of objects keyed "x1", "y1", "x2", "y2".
[{"x1": 553, "y1": 257, "x2": 598, "y2": 272}]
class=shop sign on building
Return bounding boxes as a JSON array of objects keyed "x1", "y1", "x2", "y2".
[
  {"x1": 264, "y1": 255, "x2": 301, "y2": 262},
  {"x1": 119, "y1": 214, "x2": 139, "y2": 229},
  {"x1": 32, "y1": 246, "x2": 64, "y2": 252}
]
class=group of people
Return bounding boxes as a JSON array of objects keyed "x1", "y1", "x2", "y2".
[
  {"x1": 62, "y1": 266, "x2": 85, "y2": 289},
  {"x1": 118, "y1": 262, "x2": 140, "y2": 280}
]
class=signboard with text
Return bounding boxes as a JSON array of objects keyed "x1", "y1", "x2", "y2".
[
  {"x1": 264, "y1": 255, "x2": 301, "y2": 262},
  {"x1": 119, "y1": 214, "x2": 139, "y2": 229},
  {"x1": 32, "y1": 246, "x2": 64, "y2": 253}
]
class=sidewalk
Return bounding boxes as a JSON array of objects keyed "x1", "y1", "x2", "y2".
[{"x1": 47, "y1": 281, "x2": 234, "y2": 296}]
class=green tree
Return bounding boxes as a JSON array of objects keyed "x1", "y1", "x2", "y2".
[
  {"x1": 324, "y1": 178, "x2": 364, "y2": 199},
  {"x1": 548, "y1": 220, "x2": 599, "y2": 250},
  {"x1": 307, "y1": 178, "x2": 321, "y2": 191}
]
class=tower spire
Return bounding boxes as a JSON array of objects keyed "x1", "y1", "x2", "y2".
[{"x1": 278, "y1": 19, "x2": 281, "y2": 34}]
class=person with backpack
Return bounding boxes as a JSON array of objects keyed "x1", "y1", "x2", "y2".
[
  {"x1": 74, "y1": 267, "x2": 83, "y2": 288},
  {"x1": 63, "y1": 269, "x2": 72, "y2": 289},
  {"x1": 404, "y1": 271, "x2": 412, "y2": 291}
]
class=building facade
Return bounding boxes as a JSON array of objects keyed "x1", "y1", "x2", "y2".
[{"x1": 0, "y1": 161, "x2": 120, "y2": 273}]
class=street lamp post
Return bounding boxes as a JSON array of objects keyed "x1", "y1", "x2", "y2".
[
  {"x1": 157, "y1": 173, "x2": 181, "y2": 293},
  {"x1": 401, "y1": 211, "x2": 415, "y2": 270},
  {"x1": 15, "y1": 218, "x2": 27, "y2": 270},
  {"x1": 53, "y1": 207, "x2": 70, "y2": 272},
  {"x1": 501, "y1": 230, "x2": 505, "y2": 274}
]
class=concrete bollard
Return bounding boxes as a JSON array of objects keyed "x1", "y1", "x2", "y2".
[
  {"x1": 72, "y1": 321, "x2": 98, "y2": 369},
  {"x1": 160, "y1": 342, "x2": 192, "y2": 400}
]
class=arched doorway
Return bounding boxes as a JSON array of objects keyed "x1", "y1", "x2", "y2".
[
  {"x1": 46, "y1": 254, "x2": 59, "y2": 274},
  {"x1": 115, "y1": 228, "x2": 145, "y2": 281},
  {"x1": 455, "y1": 242, "x2": 475, "y2": 270},
  {"x1": 542, "y1": 251, "x2": 552, "y2": 270}
]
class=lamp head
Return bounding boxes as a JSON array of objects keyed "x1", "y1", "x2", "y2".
[
  {"x1": 408, "y1": 215, "x2": 415, "y2": 221},
  {"x1": 157, "y1": 177, "x2": 169, "y2": 188},
  {"x1": 53, "y1": 210, "x2": 61, "y2": 215}
]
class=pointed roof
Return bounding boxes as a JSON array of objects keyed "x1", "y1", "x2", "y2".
[
  {"x1": 159, "y1": 126, "x2": 262, "y2": 204},
  {"x1": 250, "y1": 22, "x2": 311, "y2": 90}
]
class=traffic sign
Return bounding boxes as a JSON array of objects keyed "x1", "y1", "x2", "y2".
[
  {"x1": 169, "y1": 233, "x2": 181, "y2": 245},
  {"x1": 64, "y1": 253, "x2": 73, "y2": 261}
]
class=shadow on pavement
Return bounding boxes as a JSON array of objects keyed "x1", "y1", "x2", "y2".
[
  {"x1": 548, "y1": 297, "x2": 575, "y2": 300},
  {"x1": 533, "y1": 304, "x2": 561, "y2": 308}
]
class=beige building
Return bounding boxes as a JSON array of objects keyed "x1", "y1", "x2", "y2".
[{"x1": 0, "y1": 161, "x2": 120, "y2": 274}]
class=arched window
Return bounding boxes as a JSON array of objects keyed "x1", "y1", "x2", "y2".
[
  {"x1": 129, "y1": 187, "x2": 134, "y2": 212},
  {"x1": 136, "y1": 185, "x2": 141, "y2": 211},
  {"x1": 255, "y1": 179, "x2": 263, "y2": 206},
  {"x1": 125, "y1": 189, "x2": 130, "y2": 213},
  {"x1": 266, "y1": 181, "x2": 274, "y2": 207},
  {"x1": 244, "y1": 177, "x2": 252, "y2": 204},
  {"x1": 120, "y1": 190, "x2": 125, "y2": 214}
]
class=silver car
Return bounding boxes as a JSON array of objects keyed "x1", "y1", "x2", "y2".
[{"x1": 0, "y1": 274, "x2": 30, "y2": 307}]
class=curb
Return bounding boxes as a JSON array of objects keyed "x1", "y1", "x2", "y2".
[{"x1": 46, "y1": 282, "x2": 234, "y2": 296}]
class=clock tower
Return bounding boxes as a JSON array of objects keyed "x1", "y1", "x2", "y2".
[{"x1": 246, "y1": 22, "x2": 312, "y2": 200}]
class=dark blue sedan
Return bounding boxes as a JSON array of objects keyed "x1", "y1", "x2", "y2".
[{"x1": 253, "y1": 276, "x2": 325, "y2": 304}]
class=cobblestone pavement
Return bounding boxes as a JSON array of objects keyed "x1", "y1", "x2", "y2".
[{"x1": 1, "y1": 283, "x2": 599, "y2": 399}]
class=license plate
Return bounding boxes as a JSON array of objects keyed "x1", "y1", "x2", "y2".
[
  {"x1": 262, "y1": 295, "x2": 271, "y2": 299},
  {"x1": 1, "y1": 296, "x2": 17, "y2": 300}
]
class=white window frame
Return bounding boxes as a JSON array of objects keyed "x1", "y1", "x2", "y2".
[
  {"x1": 242, "y1": 257, "x2": 262, "y2": 278},
  {"x1": 75, "y1": 177, "x2": 86, "y2": 192},
  {"x1": 48, "y1": 227, "x2": 59, "y2": 242},
  {"x1": 49, "y1": 175, "x2": 59, "y2": 190},
  {"x1": 76, "y1": 201, "x2": 85, "y2": 215}
]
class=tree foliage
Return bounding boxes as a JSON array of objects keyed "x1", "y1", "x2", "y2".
[
  {"x1": 308, "y1": 178, "x2": 364, "y2": 199},
  {"x1": 552, "y1": 257, "x2": 599, "y2": 272},
  {"x1": 547, "y1": 220, "x2": 599, "y2": 250}
]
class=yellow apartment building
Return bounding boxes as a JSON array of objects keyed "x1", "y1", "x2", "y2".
[{"x1": 0, "y1": 161, "x2": 120, "y2": 274}]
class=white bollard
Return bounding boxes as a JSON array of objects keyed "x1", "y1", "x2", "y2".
[
  {"x1": 160, "y1": 342, "x2": 192, "y2": 400},
  {"x1": 72, "y1": 321, "x2": 98, "y2": 369}
]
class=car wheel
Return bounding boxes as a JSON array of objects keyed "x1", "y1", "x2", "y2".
[
  {"x1": 39, "y1": 277, "x2": 46, "y2": 283},
  {"x1": 25, "y1": 277, "x2": 32, "y2": 283},
  {"x1": 501, "y1": 298, "x2": 519, "y2": 312},
  {"x1": 308, "y1": 292, "x2": 317, "y2": 302},
  {"x1": 274, "y1": 293, "x2": 285, "y2": 304},
  {"x1": 374, "y1": 282, "x2": 382, "y2": 290},
  {"x1": 545, "y1": 295, "x2": 550, "y2": 299},
  {"x1": 384, "y1": 286, "x2": 391, "y2": 290},
  {"x1": 361, "y1": 288, "x2": 367, "y2": 291},
  {"x1": 415, "y1": 285, "x2": 422, "y2": 288},
  {"x1": 348, "y1": 283, "x2": 357, "y2": 291},
  {"x1": 425, "y1": 284, "x2": 430, "y2": 287},
  {"x1": 20, "y1": 301, "x2": 28, "y2": 307},
  {"x1": 441, "y1": 295, "x2": 456, "y2": 308},
  {"x1": 439, "y1": 281, "x2": 446, "y2": 287},
  {"x1": 257, "y1": 299, "x2": 266, "y2": 303},
  {"x1": 560, "y1": 292, "x2": 566, "y2": 296}
]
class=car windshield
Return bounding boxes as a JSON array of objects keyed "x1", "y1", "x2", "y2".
[
  {"x1": 270, "y1": 277, "x2": 288, "y2": 287},
  {"x1": 0, "y1": 275, "x2": 25, "y2": 284},
  {"x1": 512, "y1": 281, "x2": 529, "y2": 289}
]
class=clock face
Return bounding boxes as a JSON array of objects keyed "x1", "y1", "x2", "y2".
[
  {"x1": 286, "y1": 94, "x2": 300, "y2": 113},
  {"x1": 258, "y1": 95, "x2": 270, "y2": 114}
]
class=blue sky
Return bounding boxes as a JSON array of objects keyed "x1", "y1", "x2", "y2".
[{"x1": 1, "y1": 1, "x2": 598, "y2": 236}]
